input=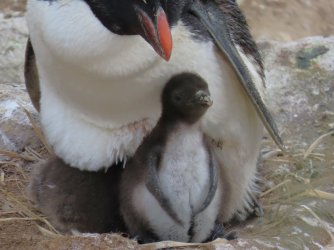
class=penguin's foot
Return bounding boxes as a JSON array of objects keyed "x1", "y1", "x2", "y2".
[
  {"x1": 241, "y1": 191, "x2": 264, "y2": 220},
  {"x1": 134, "y1": 235, "x2": 158, "y2": 244},
  {"x1": 132, "y1": 229, "x2": 160, "y2": 244},
  {"x1": 247, "y1": 193, "x2": 264, "y2": 218},
  {"x1": 252, "y1": 197, "x2": 264, "y2": 217},
  {"x1": 223, "y1": 231, "x2": 238, "y2": 241},
  {"x1": 205, "y1": 220, "x2": 238, "y2": 242}
]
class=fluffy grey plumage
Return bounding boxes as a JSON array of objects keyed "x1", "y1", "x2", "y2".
[{"x1": 28, "y1": 156, "x2": 125, "y2": 233}]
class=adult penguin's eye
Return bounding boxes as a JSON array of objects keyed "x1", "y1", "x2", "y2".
[{"x1": 111, "y1": 24, "x2": 121, "y2": 32}]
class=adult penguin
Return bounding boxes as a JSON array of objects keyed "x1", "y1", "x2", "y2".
[{"x1": 25, "y1": 0, "x2": 284, "y2": 224}]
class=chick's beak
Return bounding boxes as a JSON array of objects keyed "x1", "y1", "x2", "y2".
[
  {"x1": 135, "y1": 6, "x2": 173, "y2": 61},
  {"x1": 195, "y1": 90, "x2": 213, "y2": 107}
]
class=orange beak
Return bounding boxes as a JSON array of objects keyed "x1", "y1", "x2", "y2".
[{"x1": 136, "y1": 6, "x2": 173, "y2": 61}]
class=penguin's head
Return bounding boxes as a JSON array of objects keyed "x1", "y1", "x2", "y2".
[
  {"x1": 162, "y1": 73, "x2": 212, "y2": 124},
  {"x1": 84, "y1": 0, "x2": 186, "y2": 61}
]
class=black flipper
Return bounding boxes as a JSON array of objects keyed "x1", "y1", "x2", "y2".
[
  {"x1": 193, "y1": 136, "x2": 218, "y2": 216},
  {"x1": 24, "y1": 38, "x2": 41, "y2": 112},
  {"x1": 188, "y1": 1, "x2": 285, "y2": 151},
  {"x1": 145, "y1": 147, "x2": 184, "y2": 225}
]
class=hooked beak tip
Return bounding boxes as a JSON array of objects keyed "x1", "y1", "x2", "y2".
[
  {"x1": 203, "y1": 96, "x2": 213, "y2": 107},
  {"x1": 195, "y1": 91, "x2": 213, "y2": 107},
  {"x1": 157, "y1": 7, "x2": 172, "y2": 61},
  {"x1": 136, "y1": 6, "x2": 173, "y2": 61}
]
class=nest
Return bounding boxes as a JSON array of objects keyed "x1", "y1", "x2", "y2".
[{"x1": 0, "y1": 111, "x2": 333, "y2": 249}]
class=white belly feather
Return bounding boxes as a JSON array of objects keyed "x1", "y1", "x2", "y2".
[
  {"x1": 26, "y1": 0, "x2": 264, "y2": 221},
  {"x1": 159, "y1": 127, "x2": 211, "y2": 218}
]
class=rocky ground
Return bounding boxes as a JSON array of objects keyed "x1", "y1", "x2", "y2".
[{"x1": 0, "y1": 1, "x2": 334, "y2": 249}]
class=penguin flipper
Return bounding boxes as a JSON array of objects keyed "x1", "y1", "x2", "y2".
[
  {"x1": 193, "y1": 137, "x2": 219, "y2": 216},
  {"x1": 24, "y1": 38, "x2": 41, "y2": 112},
  {"x1": 145, "y1": 148, "x2": 183, "y2": 225},
  {"x1": 189, "y1": 1, "x2": 285, "y2": 151}
]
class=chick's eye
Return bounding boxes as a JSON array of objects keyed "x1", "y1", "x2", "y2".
[{"x1": 173, "y1": 94, "x2": 182, "y2": 103}]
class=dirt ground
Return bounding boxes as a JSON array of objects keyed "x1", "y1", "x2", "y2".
[{"x1": 0, "y1": 1, "x2": 334, "y2": 250}]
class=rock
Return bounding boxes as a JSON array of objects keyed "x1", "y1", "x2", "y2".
[
  {"x1": 0, "y1": 14, "x2": 28, "y2": 84},
  {"x1": 0, "y1": 83, "x2": 39, "y2": 152},
  {"x1": 0, "y1": 15, "x2": 39, "y2": 153},
  {"x1": 256, "y1": 38, "x2": 334, "y2": 249},
  {"x1": 259, "y1": 36, "x2": 334, "y2": 148}
]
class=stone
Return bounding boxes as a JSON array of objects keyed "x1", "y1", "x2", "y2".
[
  {"x1": 0, "y1": 15, "x2": 40, "y2": 153},
  {"x1": 0, "y1": 14, "x2": 27, "y2": 84},
  {"x1": 259, "y1": 36, "x2": 334, "y2": 147}
]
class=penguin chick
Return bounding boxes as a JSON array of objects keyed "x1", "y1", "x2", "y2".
[
  {"x1": 27, "y1": 156, "x2": 125, "y2": 234},
  {"x1": 120, "y1": 73, "x2": 223, "y2": 243}
]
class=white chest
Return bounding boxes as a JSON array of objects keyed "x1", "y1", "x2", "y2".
[
  {"x1": 159, "y1": 126, "x2": 210, "y2": 215},
  {"x1": 26, "y1": 0, "x2": 262, "y2": 174}
]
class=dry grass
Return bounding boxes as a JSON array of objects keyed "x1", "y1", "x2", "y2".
[
  {"x1": 239, "y1": 132, "x2": 334, "y2": 248},
  {"x1": 0, "y1": 112, "x2": 333, "y2": 249}
]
